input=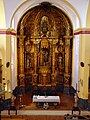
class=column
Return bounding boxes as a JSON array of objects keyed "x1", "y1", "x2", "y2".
[
  {"x1": 51, "y1": 38, "x2": 57, "y2": 85},
  {"x1": 64, "y1": 36, "x2": 73, "y2": 74},
  {"x1": 17, "y1": 36, "x2": 25, "y2": 86},
  {"x1": 32, "y1": 39, "x2": 38, "y2": 85}
]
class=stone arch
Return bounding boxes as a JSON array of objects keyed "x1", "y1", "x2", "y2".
[
  {"x1": 10, "y1": 0, "x2": 81, "y2": 30},
  {"x1": 10, "y1": 1, "x2": 80, "y2": 88}
]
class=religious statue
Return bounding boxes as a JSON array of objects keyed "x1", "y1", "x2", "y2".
[
  {"x1": 42, "y1": 49, "x2": 49, "y2": 66},
  {"x1": 43, "y1": 102, "x2": 49, "y2": 109},
  {"x1": 57, "y1": 38, "x2": 64, "y2": 70},
  {"x1": 57, "y1": 53, "x2": 63, "y2": 67},
  {"x1": 40, "y1": 16, "x2": 50, "y2": 37},
  {"x1": 57, "y1": 38, "x2": 64, "y2": 53}
]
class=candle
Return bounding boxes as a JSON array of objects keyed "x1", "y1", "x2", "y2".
[{"x1": 76, "y1": 83, "x2": 77, "y2": 92}]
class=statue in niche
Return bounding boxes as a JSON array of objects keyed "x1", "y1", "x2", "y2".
[
  {"x1": 57, "y1": 53, "x2": 63, "y2": 67},
  {"x1": 25, "y1": 37, "x2": 33, "y2": 53},
  {"x1": 57, "y1": 38, "x2": 64, "y2": 69},
  {"x1": 57, "y1": 38, "x2": 64, "y2": 52},
  {"x1": 38, "y1": 48, "x2": 49, "y2": 66},
  {"x1": 25, "y1": 37, "x2": 34, "y2": 68},
  {"x1": 42, "y1": 48, "x2": 49, "y2": 66},
  {"x1": 40, "y1": 16, "x2": 50, "y2": 37},
  {"x1": 27, "y1": 53, "x2": 34, "y2": 68}
]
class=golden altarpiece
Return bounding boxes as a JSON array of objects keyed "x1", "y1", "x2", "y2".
[{"x1": 17, "y1": 2, "x2": 73, "y2": 87}]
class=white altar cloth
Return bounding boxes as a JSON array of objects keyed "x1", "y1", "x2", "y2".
[{"x1": 33, "y1": 95, "x2": 60, "y2": 104}]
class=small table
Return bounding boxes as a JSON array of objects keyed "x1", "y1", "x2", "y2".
[
  {"x1": 8, "y1": 105, "x2": 17, "y2": 115},
  {"x1": 33, "y1": 95, "x2": 60, "y2": 104},
  {"x1": 33, "y1": 95, "x2": 60, "y2": 108}
]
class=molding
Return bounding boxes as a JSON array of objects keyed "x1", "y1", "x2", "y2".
[
  {"x1": 74, "y1": 28, "x2": 90, "y2": 35},
  {"x1": 0, "y1": 29, "x2": 16, "y2": 36}
]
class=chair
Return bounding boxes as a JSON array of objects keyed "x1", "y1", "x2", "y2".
[
  {"x1": 50, "y1": 86, "x2": 56, "y2": 96},
  {"x1": 32, "y1": 85, "x2": 38, "y2": 96},
  {"x1": 8, "y1": 105, "x2": 17, "y2": 115},
  {"x1": 72, "y1": 106, "x2": 81, "y2": 115},
  {"x1": 42, "y1": 86, "x2": 47, "y2": 96}
]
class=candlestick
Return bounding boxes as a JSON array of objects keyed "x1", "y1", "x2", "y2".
[{"x1": 76, "y1": 83, "x2": 77, "y2": 92}]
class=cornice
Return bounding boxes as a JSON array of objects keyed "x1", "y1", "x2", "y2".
[
  {"x1": 0, "y1": 29, "x2": 16, "y2": 35},
  {"x1": 74, "y1": 28, "x2": 90, "y2": 35}
]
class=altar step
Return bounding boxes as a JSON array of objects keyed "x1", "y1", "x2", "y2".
[{"x1": 1, "y1": 110, "x2": 90, "y2": 116}]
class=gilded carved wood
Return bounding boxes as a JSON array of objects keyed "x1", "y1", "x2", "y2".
[{"x1": 17, "y1": 2, "x2": 73, "y2": 86}]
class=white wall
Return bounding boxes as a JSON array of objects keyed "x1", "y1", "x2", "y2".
[
  {"x1": 67, "y1": 0, "x2": 89, "y2": 27},
  {"x1": 0, "y1": 0, "x2": 6, "y2": 28}
]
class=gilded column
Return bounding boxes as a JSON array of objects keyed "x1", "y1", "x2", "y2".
[
  {"x1": 32, "y1": 39, "x2": 38, "y2": 85},
  {"x1": 17, "y1": 36, "x2": 25, "y2": 86},
  {"x1": 51, "y1": 38, "x2": 57, "y2": 85},
  {"x1": 64, "y1": 36, "x2": 73, "y2": 74}
]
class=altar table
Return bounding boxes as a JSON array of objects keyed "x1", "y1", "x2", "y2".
[{"x1": 33, "y1": 95, "x2": 60, "y2": 104}]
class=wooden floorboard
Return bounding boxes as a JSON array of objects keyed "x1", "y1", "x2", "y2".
[{"x1": 1, "y1": 115, "x2": 64, "y2": 120}]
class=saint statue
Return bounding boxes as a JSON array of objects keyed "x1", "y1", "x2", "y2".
[{"x1": 43, "y1": 49, "x2": 49, "y2": 66}]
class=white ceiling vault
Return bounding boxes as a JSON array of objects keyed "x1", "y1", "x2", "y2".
[{"x1": 3, "y1": 0, "x2": 89, "y2": 30}]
